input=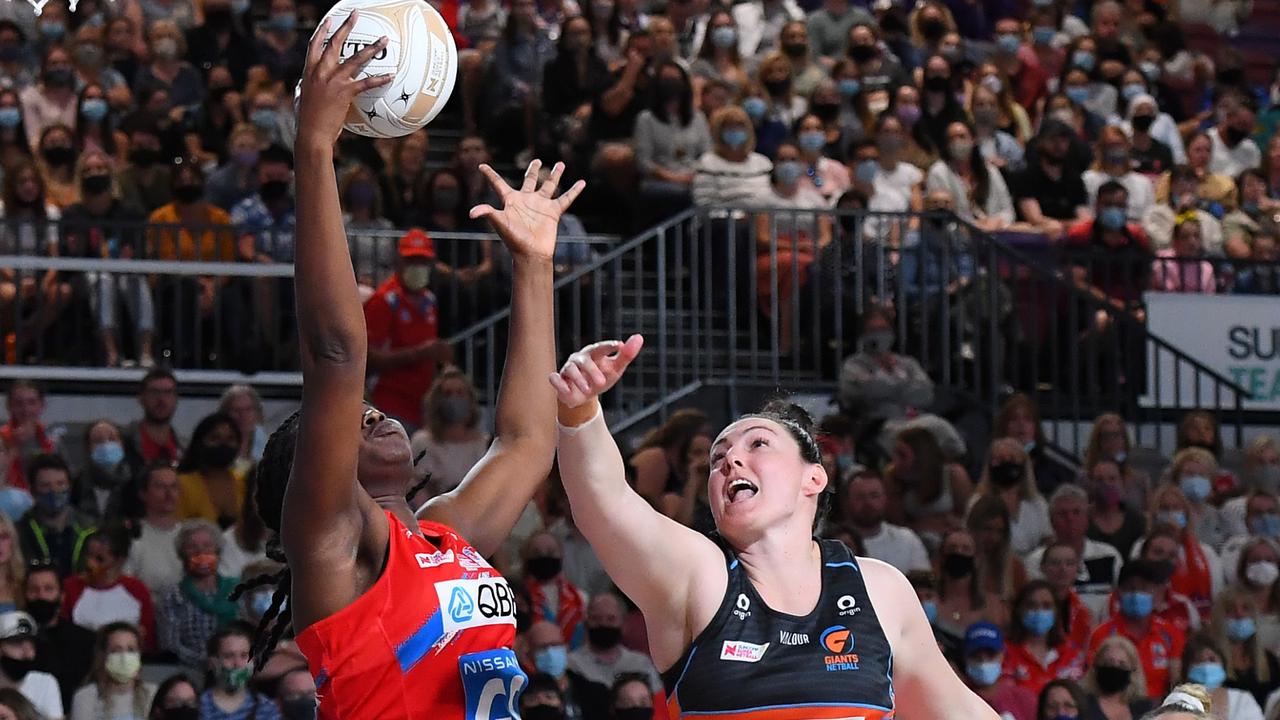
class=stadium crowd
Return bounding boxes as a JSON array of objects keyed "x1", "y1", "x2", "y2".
[{"x1": 0, "y1": 0, "x2": 1272, "y2": 718}]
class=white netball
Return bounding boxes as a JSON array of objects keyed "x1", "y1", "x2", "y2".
[{"x1": 310, "y1": 0, "x2": 458, "y2": 138}]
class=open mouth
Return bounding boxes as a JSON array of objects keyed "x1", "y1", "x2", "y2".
[
  {"x1": 371, "y1": 419, "x2": 403, "y2": 438},
  {"x1": 727, "y1": 477, "x2": 759, "y2": 503}
]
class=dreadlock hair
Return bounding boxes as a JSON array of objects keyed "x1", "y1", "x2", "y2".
[{"x1": 233, "y1": 410, "x2": 434, "y2": 671}]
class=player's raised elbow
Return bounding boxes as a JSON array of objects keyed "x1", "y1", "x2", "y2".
[{"x1": 302, "y1": 328, "x2": 367, "y2": 368}]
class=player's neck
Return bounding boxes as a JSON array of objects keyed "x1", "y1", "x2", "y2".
[
  {"x1": 737, "y1": 536, "x2": 822, "y2": 613},
  {"x1": 372, "y1": 495, "x2": 420, "y2": 537}
]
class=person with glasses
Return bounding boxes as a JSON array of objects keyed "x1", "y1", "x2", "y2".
[{"x1": 123, "y1": 369, "x2": 184, "y2": 468}]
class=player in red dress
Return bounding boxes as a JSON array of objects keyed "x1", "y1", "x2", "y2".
[{"x1": 232, "y1": 13, "x2": 585, "y2": 719}]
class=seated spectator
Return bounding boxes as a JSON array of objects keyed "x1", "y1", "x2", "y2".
[
  {"x1": 231, "y1": 144, "x2": 295, "y2": 266},
  {"x1": 1147, "y1": 165, "x2": 1226, "y2": 255},
  {"x1": 1210, "y1": 585, "x2": 1279, "y2": 708},
  {"x1": 691, "y1": 105, "x2": 772, "y2": 209},
  {"x1": 205, "y1": 125, "x2": 263, "y2": 212},
  {"x1": 963, "y1": 622, "x2": 1036, "y2": 720},
  {"x1": 26, "y1": 561, "x2": 93, "y2": 712},
  {"x1": 272, "y1": 666, "x2": 316, "y2": 720},
  {"x1": 1, "y1": 382, "x2": 58, "y2": 492},
  {"x1": 1221, "y1": 170, "x2": 1276, "y2": 259},
  {"x1": 627, "y1": 409, "x2": 710, "y2": 505},
  {"x1": 0, "y1": 446, "x2": 33, "y2": 524},
  {"x1": 1004, "y1": 580, "x2": 1086, "y2": 697},
  {"x1": 1090, "y1": 560, "x2": 1187, "y2": 698},
  {"x1": 934, "y1": 529, "x2": 1009, "y2": 648},
  {"x1": 217, "y1": 470, "x2": 267, "y2": 581},
  {"x1": 566, "y1": 592, "x2": 659, "y2": 718},
  {"x1": 1175, "y1": 409, "x2": 1232, "y2": 470},
  {"x1": 115, "y1": 118, "x2": 172, "y2": 213},
  {"x1": 523, "y1": 532, "x2": 586, "y2": 648},
  {"x1": 186, "y1": 66, "x2": 246, "y2": 168},
  {"x1": 339, "y1": 165, "x2": 395, "y2": 297},
  {"x1": 17, "y1": 454, "x2": 94, "y2": 578},
  {"x1": 480, "y1": 0, "x2": 554, "y2": 161},
  {"x1": 917, "y1": 55, "x2": 968, "y2": 152},
  {"x1": 658, "y1": 434, "x2": 714, "y2": 536},
  {"x1": 838, "y1": 306, "x2": 934, "y2": 427},
  {"x1": 61, "y1": 527, "x2": 155, "y2": 647},
  {"x1": 689, "y1": 10, "x2": 749, "y2": 97},
  {"x1": 1155, "y1": 135, "x2": 1237, "y2": 215},
  {"x1": 217, "y1": 385, "x2": 266, "y2": 471},
  {"x1": 1084, "y1": 413, "x2": 1153, "y2": 514},
  {"x1": 1037, "y1": 680, "x2": 1090, "y2": 720},
  {"x1": 1124, "y1": 94, "x2": 1184, "y2": 174},
  {"x1": 843, "y1": 469, "x2": 930, "y2": 573},
  {"x1": 197, "y1": 623, "x2": 280, "y2": 720},
  {"x1": 1038, "y1": 542, "x2": 1093, "y2": 651},
  {"x1": 753, "y1": 52, "x2": 806, "y2": 156},
  {"x1": 608, "y1": 672, "x2": 656, "y2": 720},
  {"x1": 69, "y1": 622, "x2": 156, "y2": 720},
  {"x1": 123, "y1": 462, "x2": 184, "y2": 602},
  {"x1": 890, "y1": 85, "x2": 937, "y2": 171},
  {"x1": 408, "y1": 369, "x2": 490, "y2": 503},
  {"x1": 20, "y1": 47, "x2": 77, "y2": 150},
  {"x1": 976, "y1": 59, "x2": 1032, "y2": 145},
  {"x1": 146, "y1": 674, "x2": 198, "y2": 719},
  {"x1": 1085, "y1": 127, "x2": 1156, "y2": 223},
  {"x1": 1152, "y1": 215, "x2": 1218, "y2": 294},
  {"x1": 1087, "y1": 459, "x2": 1148, "y2": 559},
  {"x1": 870, "y1": 113, "x2": 924, "y2": 205},
  {"x1": 1233, "y1": 231, "x2": 1280, "y2": 295},
  {"x1": 1161, "y1": 448, "x2": 1229, "y2": 553},
  {"x1": 1028, "y1": 485, "x2": 1124, "y2": 618},
  {"x1": 885, "y1": 427, "x2": 972, "y2": 547},
  {"x1": 926, "y1": 120, "x2": 1014, "y2": 231},
  {"x1": 34, "y1": 124, "x2": 77, "y2": 209},
  {"x1": 1223, "y1": 437, "x2": 1280, "y2": 537},
  {"x1": 521, "y1": 666, "x2": 580, "y2": 720},
  {"x1": 0, "y1": 611, "x2": 62, "y2": 719},
  {"x1": 134, "y1": 21, "x2": 204, "y2": 112},
  {"x1": 0, "y1": 513, "x2": 22, "y2": 613},
  {"x1": 1230, "y1": 538, "x2": 1280, "y2": 653},
  {"x1": 907, "y1": 568, "x2": 940, "y2": 627},
  {"x1": 972, "y1": 438, "x2": 1052, "y2": 557},
  {"x1": 1177, "y1": 635, "x2": 1265, "y2": 720},
  {"x1": 1013, "y1": 119, "x2": 1090, "y2": 239},
  {"x1": 1064, "y1": 181, "x2": 1152, "y2": 316},
  {"x1": 967, "y1": 494, "x2": 1029, "y2": 601},
  {"x1": 1219, "y1": 492, "x2": 1280, "y2": 585},
  {"x1": 793, "y1": 112, "x2": 849, "y2": 203},
  {"x1": 0, "y1": 161, "x2": 69, "y2": 363},
  {"x1": 970, "y1": 83, "x2": 1024, "y2": 173},
  {"x1": 1206, "y1": 91, "x2": 1261, "y2": 179},
  {"x1": 993, "y1": 394, "x2": 1077, "y2": 497},
  {"x1": 540, "y1": 15, "x2": 612, "y2": 163},
  {"x1": 174, "y1": 413, "x2": 244, "y2": 528},
  {"x1": 158, "y1": 520, "x2": 239, "y2": 669},
  {"x1": 633, "y1": 61, "x2": 708, "y2": 218},
  {"x1": 0, "y1": 89, "x2": 33, "y2": 177},
  {"x1": 76, "y1": 421, "x2": 133, "y2": 522},
  {"x1": 1083, "y1": 634, "x2": 1157, "y2": 720},
  {"x1": 124, "y1": 372, "x2": 183, "y2": 470}
]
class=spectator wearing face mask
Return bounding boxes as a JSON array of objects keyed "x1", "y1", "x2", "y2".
[
  {"x1": 1156, "y1": 136, "x2": 1237, "y2": 216},
  {"x1": 1090, "y1": 560, "x2": 1187, "y2": 698},
  {"x1": 1146, "y1": 164, "x2": 1226, "y2": 255},
  {"x1": 1013, "y1": 119, "x2": 1090, "y2": 239},
  {"x1": 609, "y1": 673, "x2": 656, "y2": 720},
  {"x1": 805, "y1": 0, "x2": 873, "y2": 61},
  {"x1": 969, "y1": 83, "x2": 1025, "y2": 173},
  {"x1": 1125, "y1": 94, "x2": 1185, "y2": 173},
  {"x1": 146, "y1": 673, "x2": 198, "y2": 720},
  {"x1": 523, "y1": 532, "x2": 586, "y2": 648},
  {"x1": 1003, "y1": 581, "x2": 1085, "y2": 697},
  {"x1": 338, "y1": 164, "x2": 395, "y2": 297},
  {"x1": 0, "y1": 611, "x2": 63, "y2": 719},
  {"x1": 173, "y1": 414, "x2": 244, "y2": 529},
  {"x1": 1206, "y1": 91, "x2": 1261, "y2": 179},
  {"x1": 254, "y1": 0, "x2": 307, "y2": 84},
  {"x1": 196, "y1": 623, "x2": 281, "y2": 720},
  {"x1": 17, "y1": 454, "x2": 95, "y2": 579},
  {"x1": 566, "y1": 593, "x2": 659, "y2": 719},
  {"x1": 1084, "y1": 413, "x2": 1152, "y2": 515},
  {"x1": 1082, "y1": 635, "x2": 1156, "y2": 720},
  {"x1": 1207, "y1": 585, "x2": 1279, "y2": 709},
  {"x1": 1229, "y1": 538, "x2": 1280, "y2": 652},
  {"x1": 75, "y1": 421, "x2": 133, "y2": 524},
  {"x1": 1176, "y1": 636, "x2": 1264, "y2": 720},
  {"x1": 1220, "y1": 492, "x2": 1280, "y2": 584},
  {"x1": 926, "y1": 120, "x2": 1014, "y2": 232},
  {"x1": 963, "y1": 622, "x2": 1037, "y2": 720},
  {"x1": 19, "y1": 47, "x2": 77, "y2": 151},
  {"x1": 408, "y1": 369, "x2": 491, "y2": 502},
  {"x1": 521, "y1": 668, "x2": 580, "y2": 720},
  {"x1": 692, "y1": 105, "x2": 772, "y2": 209},
  {"x1": 1162, "y1": 447, "x2": 1229, "y2": 553},
  {"x1": 634, "y1": 61, "x2": 709, "y2": 218},
  {"x1": 1087, "y1": 459, "x2": 1148, "y2": 559},
  {"x1": 134, "y1": 21, "x2": 204, "y2": 114},
  {"x1": 273, "y1": 667, "x2": 316, "y2": 720},
  {"x1": 838, "y1": 305, "x2": 934, "y2": 426},
  {"x1": 972, "y1": 438, "x2": 1052, "y2": 557},
  {"x1": 158, "y1": 521, "x2": 239, "y2": 670},
  {"x1": 1222, "y1": 437, "x2": 1280, "y2": 538},
  {"x1": 205, "y1": 125, "x2": 262, "y2": 212}
]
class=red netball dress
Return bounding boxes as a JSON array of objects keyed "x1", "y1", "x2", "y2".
[{"x1": 296, "y1": 511, "x2": 524, "y2": 720}]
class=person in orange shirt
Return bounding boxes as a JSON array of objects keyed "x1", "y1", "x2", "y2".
[
  {"x1": 1088, "y1": 560, "x2": 1186, "y2": 698},
  {"x1": 1003, "y1": 580, "x2": 1085, "y2": 697},
  {"x1": 0, "y1": 380, "x2": 57, "y2": 490},
  {"x1": 1040, "y1": 541, "x2": 1094, "y2": 650},
  {"x1": 1103, "y1": 527, "x2": 1201, "y2": 635}
]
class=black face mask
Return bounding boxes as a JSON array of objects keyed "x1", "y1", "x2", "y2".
[
  {"x1": 942, "y1": 553, "x2": 974, "y2": 579},
  {"x1": 159, "y1": 707, "x2": 200, "y2": 720},
  {"x1": 25, "y1": 599, "x2": 59, "y2": 626},
  {"x1": 763, "y1": 78, "x2": 791, "y2": 96},
  {"x1": 657, "y1": 78, "x2": 684, "y2": 101},
  {"x1": 587, "y1": 625, "x2": 623, "y2": 650},
  {"x1": 1041, "y1": 149, "x2": 1066, "y2": 167},
  {"x1": 281, "y1": 694, "x2": 317, "y2": 720},
  {"x1": 811, "y1": 102, "x2": 840, "y2": 122},
  {"x1": 516, "y1": 609, "x2": 533, "y2": 632},
  {"x1": 259, "y1": 179, "x2": 290, "y2": 203},
  {"x1": 782, "y1": 42, "x2": 807, "y2": 59},
  {"x1": 81, "y1": 173, "x2": 111, "y2": 196},
  {"x1": 924, "y1": 75, "x2": 950, "y2": 93},
  {"x1": 42, "y1": 146, "x2": 74, "y2": 166},
  {"x1": 204, "y1": 7, "x2": 233, "y2": 28},
  {"x1": 990, "y1": 462, "x2": 1023, "y2": 488},
  {"x1": 1224, "y1": 125, "x2": 1250, "y2": 147},
  {"x1": 1131, "y1": 114, "x2": 1155, "y2": 133},
  {"x1": 202, "y1": 443, "x2": 238, "y2": 469},
  {"x1": 526, "y1": 556, "x2": 562, "y2": 582},
  {"x1": 1094, "y1": 665, "x2": 1132, "y2": 694},
  {"x1": 174, "y1": 183, "x2": 204, "y2": 204},
  {"x1": 0, "y1": 655, "x2": 35, "y2": 681},
  {"x1": 43, "y1": 68, "x2": 74, "y2": 89},
  {"x1": 523, "y1": 705, "x2": 565, "y2": 720},
  {"x1": 614, "y1": 709, "x2": 654, "y2": 720},
  {"x1": 129, "y1": 147, "x2": 159, "y2": 168},
  {"x1": 848, "y1": 44, "x2": 876, "y2": 63},
  {"x1": 920, "y1": 18, "x2": 946, "y2": 41}
]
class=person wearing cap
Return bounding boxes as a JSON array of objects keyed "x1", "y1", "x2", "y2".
[
  {"x1": 1089, "y1": 559, "x2": 1187, "y2": 698},
  {"x1": 1011, "y1": 119, "x2": 1091, "y2": 240},
  {"x1": 0, "y1": 610, "x2": 64, "y2": 720},
  {"x1": 962, "y1": 621, "x2": 1036, "y2": 720},
  {"x1": 1125, "y1": 526, "x2": 1203, "y2": 634},
  {"x1": 362, "y1": 228, "x2": 455, "y2": 433}
]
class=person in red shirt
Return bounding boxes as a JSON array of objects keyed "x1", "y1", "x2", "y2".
[
  {"x1": 1103, "y1": 527, "x2": 1200, "y2": 635},
  {"x1": 1003, "y1": 580, "x2": 1085, "y2": 697},
  {"x1": 60, "y1": 527, "x2": 157, "y2": 650},
  {"x1": 124, "y1": 368, "x2": 184, "y2": 467},
  {"x1": 964, "y1": 622, "x2": 1037, "y2": 720},
  {"x1": 1040, "y1": 542, "x2": 1094, "y2": 650},
  {"x1": 1, "y1": 380, "x2": 57, "y2": 491},
  {"x1": 363, "y1": 228, "x2": 455, "y2": 431},
  {"x1": 1088, "y1": 560, "x2": 1186, "y2": 698},
  {"x1": 1063, "y1": 181, "x2": 1153, "y2": 310}
]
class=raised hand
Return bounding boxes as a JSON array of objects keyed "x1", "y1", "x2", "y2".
[
  {"x1": 470, "y1": 160, "x2": 586, "y2": 261},
  {"x1": 296, "y1": 12, "x2": 393, "y2": 147},
  {"x1": 548, "y1": 335, "x2": 644, "y2": 408}
]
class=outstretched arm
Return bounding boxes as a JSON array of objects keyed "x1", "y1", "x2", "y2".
[
  {"x1": 421, "y1": 161, "x2": 584, "y2": 558},
  {"x1": 551, "y1": 338, "x2": 726, "y2": 670},
  {"x1": 282, "y1": 14, "x2": 391, "y2": 619}
]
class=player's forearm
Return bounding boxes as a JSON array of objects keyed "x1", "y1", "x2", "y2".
[
  {"x1": 492, "y1": 254, "x2": 556, "y2": 450},
  {"x1": 557, "y1": 400, "x2": 631, "y2": 520}
]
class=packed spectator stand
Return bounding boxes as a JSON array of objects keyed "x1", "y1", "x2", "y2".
[{"x1": 0, "y1": 0, "x2": 1275, "y2": 718}]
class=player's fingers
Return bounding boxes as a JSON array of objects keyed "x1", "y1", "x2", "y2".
[
  {"x1": 538, "y1": 161, "x2": 565, "y2": 198},
  {"x1": 548, "y1": 372, "x2": 576, "y2": 400},
  {"x1": 574, "y1": 356, "x2": 609, "y2": 388},
  {"x1": 305, "y1": 18, "x2": 331, "y2": 69},
  {"x1": 345, "y1": 36, "x2": 388, "y2": 78},
  {"x1": 351, "y1": 73, "x2": 392, "y2": 95},
  {"x1": 477, "y1": 164, "x2": 512, "y2": 199},
  {"x1": 561, "y1": 362, "x2": 592, "y2": 395},
  {"x1": 468, "y1": 203, "x2": 497, "y2": 221},
  {"x1": 557, "y1": 179, "x2": 587, "y2": 212},
  {"x1": 324, "y1": 11, "x2": 360, "y2": 70},
  {"x1": 520, "y1": 159, "x2": 542, "y2": 193},
  {"x1": 584, "y1": 340, "x2": 624, "y2": 362},
  {"x1": 608, "y1": 334, "x2": 644, "y2": 368}
]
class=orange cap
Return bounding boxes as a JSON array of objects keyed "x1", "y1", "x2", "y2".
[{"x1": 398, "y1": 228, "x2": 436, "y2": 259}]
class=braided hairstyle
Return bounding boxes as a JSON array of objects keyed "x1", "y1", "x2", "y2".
[{"x1": 231, "y1": 410, "x2": 433, "y2": 671}]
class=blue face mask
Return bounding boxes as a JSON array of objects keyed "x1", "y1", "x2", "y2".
[
  {"x1": 710, "y1": 26, "x2": 736, "y2": 49},
  {"x1": 1099, "y1": 206, "x2": 1127, "y2": 230},
  {"x1": 268, "y1": 14, "x2": 297, "y2": 32},
  {"x1": 251, "y1": 108, "x2": 278, "y2": 131},
  {"x1": 1072, "y1": 51, "x2": 1095, "y2": 72},
  {"x1": 838, "y1": 78, "x2": 861, "y2": 98},
  {"x1": 1064, "y1": 86, "x2": 1090, "y2": 105},
  {"x1": 1156, "y1": 509, "x2": 1187, "y2": 529},
  {"x1": 1119, "y1": 591, "x2": 1154, "y2": 619},
  {"x1": 1139, "y1": 61, "x2": 1161, "y2": 81},
  {"x1": 39, "y1": 21, "x2": 66, "y2": 39},
  {"x1": 922, "y1": 600, "x2": 938, "y2": 624},
  {"x1": 799, "y1": 130, "x2": 826, "y2": 152},
  {"x1": 249, "y1": 591, "x2": 273, "y2": 618},
  {"x1": 742, "y1": 97, "x2": 767, "y2": 121},
  {"x1": 721, "y1": 128, "x2": 749, "y2": 150},
  {"x1": 534, "y1": 645, "x2": 568, "y2": 678},
  {"x1": 996, "y1": 33, "x2": 1020, "y2": 54},
  {"x1": 0, "y1": 107, "x2": 19, "y2": 128},
  {"x1": 1225, "y1": 617, "x2": 1257, "y2": 642},
  {"x1": 1249, "y1": 512, "x2": 1280, "y2": 538},
  {"x1": 965, "y1": 660, "x2": 1003, "y2": 687},
  {"x1": 855, "y1": 160, "x2": 878, "y2": 184},
  {"x1": 775, "y1": 160, "x2": 802, "y2": 186},
  {"x1": 1021, "y1": 609, "x2": 1056, "y2": 636},
  {"x1": 90, "y1": 441, "x2": 125, "y2": 470},
  {"x1": 1122, "y1": 83, "x2": 1145, "y2": 101},
  {"x1": 1032, "y1": 27, "x2": 1055, "y2": 46},
  {"x1": 81, "y1": 98, "x2": 109, "y2": 122},
  {"x1": 1179, "y1": 474, "x2": 1211, "y2": 503},
  {"x1": 1187, "y1": 661, "x2": 1226, "y2": 690},
  {"x1": 35, "y1": 489, "x2": 70, "y2": 515}
]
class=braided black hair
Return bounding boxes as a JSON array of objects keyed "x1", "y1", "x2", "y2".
[{"x1": 231, "y1": 410, "x2": 433, "y2": 671}]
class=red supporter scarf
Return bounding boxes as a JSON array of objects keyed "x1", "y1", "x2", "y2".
[
  {"x1": 1170, "y1": 532, "x2": 1212, "y2": 617},
  {"x1": 527, "y1": 576, "x2": 585, "y2": 646}
]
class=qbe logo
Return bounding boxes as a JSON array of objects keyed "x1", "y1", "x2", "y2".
[{"x1": 436, "y1": 578, "x2": 517, "y2": 633}]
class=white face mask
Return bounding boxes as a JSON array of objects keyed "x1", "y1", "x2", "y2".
[
  {"x1": 1246, "y1": 560, "x2": 1279, "y2": 588},
  {"x1": 401, "y1": 265, "x2": 430, "y2": 292}
]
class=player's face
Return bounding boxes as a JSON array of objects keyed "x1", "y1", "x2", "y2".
[
  {"x1": 709, "y1": 419, "x2": 822, "y2": 544},
  {"x1": 358, "y1": 405, "x2": 414, "y2": 492}
]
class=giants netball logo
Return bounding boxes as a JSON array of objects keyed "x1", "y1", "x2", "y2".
[{"x1": 820, "y1": 626, "x2": 860, "y2": 672}]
